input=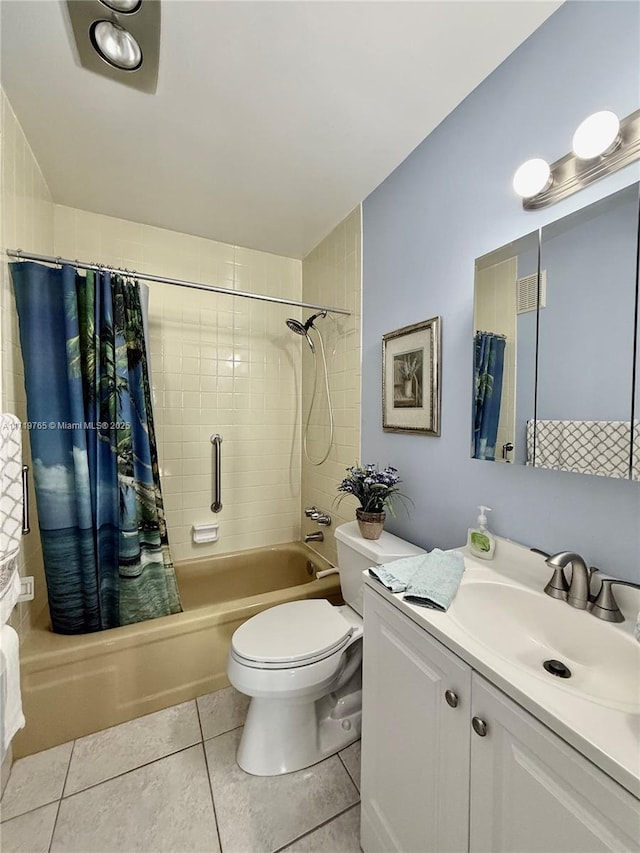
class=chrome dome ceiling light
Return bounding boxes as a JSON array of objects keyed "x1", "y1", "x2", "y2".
[
  {"x1": 90, "y1": 20, "x2": 142, "y2": 71},
  {"x1": 66, "y1": 0, "x2": 160, "y2": 93},
  {"x1": 99, "y1": 0, "x2": 142, "y2": 12}
]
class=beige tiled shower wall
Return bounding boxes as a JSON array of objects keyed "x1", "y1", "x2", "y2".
[
  {"x1": 475, "y1": 258, "x2": 517, "y2": 456},
  {"x1": 300, "y1": 207, "x2": 362, "y2": 566},
  {"x1": 53, "y1": 206, "x2": 303, "y2": 560},
  {"x1": 0, "y1": 89, "x2": 52, "y2": 637}
]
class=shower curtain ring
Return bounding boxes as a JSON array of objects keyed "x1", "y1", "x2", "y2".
[
  {"x1": 55, "y1": 256, "x2": 62, "y2": 268},
  {"x1": 15, "y1": 248, "x2": 23, "y2": 260}
]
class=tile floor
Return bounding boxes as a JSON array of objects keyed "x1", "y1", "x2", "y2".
[{"x1": 0, "y1": 688, "x2": 362, "y2": 853}]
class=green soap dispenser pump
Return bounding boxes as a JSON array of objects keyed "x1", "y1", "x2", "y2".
[{"x1": 467, "y1": 506, "x2": 496, "y2": 560}]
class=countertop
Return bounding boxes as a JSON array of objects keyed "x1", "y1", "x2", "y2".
[{"x1": 364, "y1": 537, "x2": 640, "y2": 799}]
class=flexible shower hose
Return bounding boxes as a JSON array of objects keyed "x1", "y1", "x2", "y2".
[{"x1": 303, "y1": 326, "x2": 334, "y2": 466}]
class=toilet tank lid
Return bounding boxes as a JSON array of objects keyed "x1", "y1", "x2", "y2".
[{"x1": 334, "y1": 521, "x2": 425, "y2": 565}]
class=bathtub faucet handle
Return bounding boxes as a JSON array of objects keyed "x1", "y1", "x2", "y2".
[
  {"x1": 311, "y1": 510, "x2": 332, "y2": 527},
  {"x1": 305, "y1": 506, "x2": 319, "y2": 518}
]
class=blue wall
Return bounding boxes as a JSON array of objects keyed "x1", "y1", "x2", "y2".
[
  {"x1": 361, "y1": 1, "x2": 640, "y2": 581},
  {"x1": 537, "y1": 186, "x2": 638, "y2": 421}
]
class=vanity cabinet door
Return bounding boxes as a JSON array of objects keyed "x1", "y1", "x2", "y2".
[
  {"x1": 469, "y1": 674, "x2": 640, "y2": 853},
  {"x1": 361, "y1": 588, "x2": 472, "y2": 853}
]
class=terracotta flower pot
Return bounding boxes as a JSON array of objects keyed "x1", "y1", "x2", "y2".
[{"x1": 356, "y1": 508, "x2": 386, "y2": 540}]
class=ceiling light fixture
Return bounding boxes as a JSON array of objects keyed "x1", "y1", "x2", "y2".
[
  {"x1": 99, "y1": 0, "x2": 142, "y2": 13},
  {"x1": 65, "y1": 0, "x2": 160, "y2": 93},
  {"x1": 90, "y1": 20, "x2": 142, "y2": 71},
  {"x1": 513, "y1": 108, "x2": 640, "y2": 210}
]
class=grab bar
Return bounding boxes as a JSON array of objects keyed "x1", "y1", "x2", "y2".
[
  {"x1": 22, "y1": 464, "x2": 30, "y2": 534},
  {"x1": 210, "y1": 434, "x2": 223, "y2": 513}
]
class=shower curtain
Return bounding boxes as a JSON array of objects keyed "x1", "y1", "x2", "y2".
[
  {"x1": 472, "y1": 331, "x2": 506, "y2": 461},
  {"x1": 10, "y1": 261, "x2": 182, "y2": 634}
]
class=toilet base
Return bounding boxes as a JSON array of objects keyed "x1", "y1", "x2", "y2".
[{"x1": 237, "y1": 688, "x2": 362, "y2": 776}]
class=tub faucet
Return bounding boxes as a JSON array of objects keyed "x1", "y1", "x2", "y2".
[
  {"x1": 305, "y1": 531, "x2": 324, "y2": 543},
  {"x1": 544, "y1": 551, "x2": 591, "y2": 609}
]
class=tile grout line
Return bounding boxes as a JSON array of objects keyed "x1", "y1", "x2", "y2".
[
  {"x1": 0, "y1": 797, "x2": 59, "y2": 826},
  {"x1": 337, "y1": 749, "x2": 360, "y2": 794},
  {"x1": 273, "y1": 801, "x2": 361, "y2": 853},
  {"x1": 195, "y1": 698, "x2": 224, "y2": 853},
  {"x1": 58, "y1": 740, "x2": 201, "y2": 802},
  {"x1": 48, "y1": 738, "x2": 75, "y2": 853},
  {"x1": 25, "y1": 704, "x2": 247, "y2": 809}
]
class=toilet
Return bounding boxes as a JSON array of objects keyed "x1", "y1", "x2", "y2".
[{"x1": 227, "y1": 520, "x2": 425, "y2": 776}]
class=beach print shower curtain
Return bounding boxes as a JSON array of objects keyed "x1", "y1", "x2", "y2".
[
  {"x1": 10, "y1": 262, "x2": 182, "y2": 634},
  {"x1": 472, "y1": 331, "x2": 506, "y2": 461}
]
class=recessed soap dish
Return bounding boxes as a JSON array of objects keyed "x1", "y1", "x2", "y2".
[{"x1": 192, "y1": 523, "x2": 220, "y2": 544}]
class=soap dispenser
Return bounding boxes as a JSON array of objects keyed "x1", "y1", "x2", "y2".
[{"x1": 467, "y1": 506, "x2": 496, "y2": 560}]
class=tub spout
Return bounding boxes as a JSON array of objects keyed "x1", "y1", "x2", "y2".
[{"x1": 304, "y1": 531, "x2": 324, "y2": 543}]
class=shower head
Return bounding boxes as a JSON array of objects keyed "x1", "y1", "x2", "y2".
[
  {"x1": 285, "y1": 311, "x2": 327, "y2": 351},
  {"x1": 286, "y1": 318, "x2": 308, "y2": 336},
  {"x1": 286, "y1": 317, "x2": 315, "y2": 352}
]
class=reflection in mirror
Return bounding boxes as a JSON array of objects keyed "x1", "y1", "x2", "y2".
[
  {"x1": 636, "y1": 200, "x2": 640, "y2": 481},
  {"x1": 472, "y1": 181, "x2": 640, "y2": 480},
  {"x1": 535, "y1": 183, "x2": 639, "y2": 478},
  {"x1": 473, "y1": 232, "x2": 538, "y2": 463}
]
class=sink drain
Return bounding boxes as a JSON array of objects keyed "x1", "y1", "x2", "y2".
[{"x1": 543, "y1": 659, "x2": 572, "y2": 679}]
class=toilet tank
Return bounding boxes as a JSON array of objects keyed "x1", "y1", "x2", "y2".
[{"x1": 334, "y1": 521, "x2": 426, "y2": 616}]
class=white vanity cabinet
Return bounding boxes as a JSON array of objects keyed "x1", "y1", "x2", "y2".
[
  {"x1": 361, "y1": 586, "x2": 640, "y2": 853},
  {"x1": 360, "y1": 583, "x2": 472, "y2": 853}
]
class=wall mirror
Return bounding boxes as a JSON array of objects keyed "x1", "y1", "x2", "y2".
[{"x1": 472, "y1": 181, "x2": 640, "y2": 480}]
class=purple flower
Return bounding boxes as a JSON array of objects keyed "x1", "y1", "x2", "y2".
[{"x1": 335, "y1": 463, "x2": 410, "y2": 515}]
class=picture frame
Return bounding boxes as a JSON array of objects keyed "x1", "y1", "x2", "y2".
[{"x1": 382, "y1": 316, "x2": 441, "y2": 435}]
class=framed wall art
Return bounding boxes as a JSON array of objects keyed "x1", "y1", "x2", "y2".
[{"x1": 382, "y1": 316, "x2": 441, "y2": 435}]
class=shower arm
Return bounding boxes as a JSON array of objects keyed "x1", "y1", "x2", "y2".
[{"x1": 7, "y1": 249, "x2": 351, "y2": 318}]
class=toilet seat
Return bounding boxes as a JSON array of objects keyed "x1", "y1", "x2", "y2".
[{"x1": 231, "y1": 599, "x2": 354, "y2": 669}]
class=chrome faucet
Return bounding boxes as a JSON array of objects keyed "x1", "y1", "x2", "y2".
[
  {"x1": 591, "y1": 578, "x2": 640, "y2": 622},
  {"x1": 304, "y1": 531, "x2": 324, "y2": 543},
  {"x1": 544, "y1": 552, "x2": 591, "y2": 609}
]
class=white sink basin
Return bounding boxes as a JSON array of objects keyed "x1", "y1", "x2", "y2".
[{"x1": 449, "y1": 581, "x2": 640, "y2": 713}]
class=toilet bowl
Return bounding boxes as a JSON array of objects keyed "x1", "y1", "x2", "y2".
[{"x1": 227, "y1": 521, "x2": 425, "y2": 776}]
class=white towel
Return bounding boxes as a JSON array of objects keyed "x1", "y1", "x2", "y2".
[
  {"x1": 0, "y1": 414, "x2": 23, "y2": 562},
  {"x1": 0, "y1": 624, "x2": 25, "y2": 759},
  {"x1": 0, "y1": 556, "x2": 21, "y2": 629}
]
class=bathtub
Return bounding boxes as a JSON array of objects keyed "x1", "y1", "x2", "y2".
[{"x1": 14, "y1": 542, "x2": 341, "y2": 758}]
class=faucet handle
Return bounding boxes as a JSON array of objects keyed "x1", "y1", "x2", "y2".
[
  {"x1": 530, "y1": 548, "x2": 569, "y2": 601},
  {"x1": 591, "y1": 578, "x2": 640, "y2": 623},
  {"x1": 543, "y1": 551, "x2": 570, "y2": 601},
  {"x1": 530, "y1": 547, "x2": 550, "y2": 558},
  {"x1": 543, "y1": 565, "x2": 569, "y2": 601}
]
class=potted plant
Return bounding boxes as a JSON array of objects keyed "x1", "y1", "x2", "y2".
[{"x1": 336, "y1": 463, "x2": 410, "y2": 540}]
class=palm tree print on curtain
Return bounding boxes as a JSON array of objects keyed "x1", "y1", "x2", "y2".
[
  {"x1": 10, "y1": 261, "x2": 182, "y2": 634},
  {"x1": 472, "y1": 331, "x2": 506, "y2": 461}
]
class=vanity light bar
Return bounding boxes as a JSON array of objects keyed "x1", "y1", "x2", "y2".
[{"x1": 514, "y1": 108, "x2": 640, "y2": 210}]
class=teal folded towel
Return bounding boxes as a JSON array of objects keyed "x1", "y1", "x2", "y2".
[
  {"x1": 368, "y1": 553, "x2": 431, "y2": 594},
  {"x1": 403, "y1": 549, "x2": 465, "y2": 611}
]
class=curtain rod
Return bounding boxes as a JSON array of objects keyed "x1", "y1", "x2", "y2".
[{"x1": 6, "y1": 249, "x2": 351, "y2": 317}]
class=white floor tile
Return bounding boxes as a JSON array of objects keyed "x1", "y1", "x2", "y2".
[
  {"x1": 205, "y1": 728, "x2": 359, "y2": 853},
  {"x1": 197, "y1": 686, "x2": 249, "y2": 740},
  {"x1": 0, "y1": 742, "x2": 73, "y2": 822},
  {"x1": 282, "y1": 805, "x2": 361, "y2": 853},
  {"x1": 51, "y1": 745, "x2": 219, "y2": 853},
  {"x1": 339, "y1": 740, "x2": 361, "y2": 791},
  {"x1": 0, "y1": 802, "x2": 59, "y2": 853},
  {"x1": 64, "y1": 700, "x2": 201, "y2": 795}
]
